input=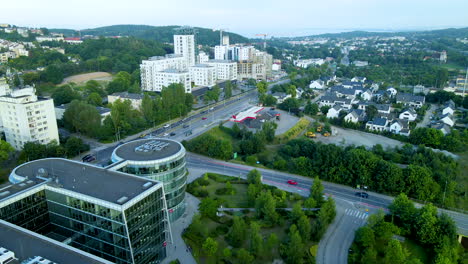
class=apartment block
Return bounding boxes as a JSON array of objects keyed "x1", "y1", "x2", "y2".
[
  {"x1": 205, "y1": 60, "x2": 238, "y2": 81},
  {"x1": 189, "y1": 64, "x2": 216, "y2": 87}
]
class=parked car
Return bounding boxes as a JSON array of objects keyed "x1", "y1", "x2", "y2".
[
  {"x1": 355, "y1": 192, "x2": 369, "y2": 198},
  {"x1": 163, "y1": 124, "x2": 170, "y2": 128},
  {"x1": 82, "y1": 154, "x2": 92, "y2": 162},
  {"x1": 183, "y1": 124, "x2": 189, "y2": 128},
  {"x1": 170, "y1": 132, "x2": 176, "y2": 136},
  {"x1": 287, "y1": 180, "x2": 298, "y2": 185},
  {"x1": 202, "y1": 117, "x2": 207, "y2": 120},
  {"x1": 82, "y1": 154, "x2": 95, "y2": 162},
  {"x1": 163, "y1": 133, "x2": 169, "y2": 137}
]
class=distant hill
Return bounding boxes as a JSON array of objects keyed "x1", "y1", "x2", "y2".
[
  {"x1": 287, "y1": 27, "x2": 468, "y2": 40},
  {"x1": 50, "y1": 25, "x2": 249, "y2": 46}
]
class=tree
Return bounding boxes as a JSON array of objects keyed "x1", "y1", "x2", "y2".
[
  {"x1": 199, "y1": 198, "x2": 218, "y2": 219},
  {"x1": 229, "y1": 216, "x2": 247, "y2": 247},
  {"x1": 87, "y1": 92, "x2": 102, "y2": 106},
  {"x1": 223, "y1": 248, "x2": 232, "y2": 259},
  {"x1": 320, "y1": 105, "x2": 331, "y2": 115},
  {"x1": 303, "y1": 197, "x2": 317, "y2": 216},
  {"x1": 320, "y1": 197, "x2": 336, "y2": 225},
  {"x1": 247, "y1": 169, "x2": 262, "y2": 185},
  {"x1": 409, "y1": 127, "x2": 444, "y2": 148},
  {"x1": 389, "y1": 193, "x2": 417, "y2": 233},
  {"x1": 249, "y1": 221, "x2": 263, "y2": 255},
  {"x1": 361, "y1": 247, "x2": 377, "y2": 263},
  {"x1": 237, "y1": 248, "x2": 254, "y2": 264},
  {"x1": 291, "y1": 201, "x2": 305, "y2": 223},
  {"x1": 355, "y1": 226, "x2": 375, "y2": 248},
  {"x1": 202, "y1": 237, "x2": 218, "y2": 257},
  {"x1": 310, "y1": 176, "x2": 324, "y2": 206},
  {"x1": 224, "y1": 80, "x2": 233, "y2": 98},
  {"x1": 140, "y1": 94, "x2": 155, "y2": 125},
  {"x1": 266, "y1": 233, "x2": 279, "y2": 255},
  {"x1": 107, "y1": 71, "x2": 132, "y2": 94},
  {"x1": 297, "y1": 215, "x2": 311, "y2": 242},
  {"x1": 416, "y1": 203, "x2": 440, "y2": 245},
  {"x1": 262, "y1": 94, "x2": 277, "y2": 106},
  {"x1": 42, "y1": 64, "x2": 64, "y2": 84},
  {"x1": 63, "y1": 100, "x2": 102, "y2": 137},
  {"x1": 383, "y1": 239, "x2": 408, "y2": 264},
  {"x1": 247, "y1": 183, "x2": 260, "y2": 206},
  {"x1": 0, "y1": 140, "x2": 14, "y2": 162},
  {"x1": 365, "y1": 105, "x2": 378, "y2": 120},
  {"x1": 52, "y1": 85, "x2": 81, "y2": 106},
  {"x1": 255, "y1": 190, "x2": 278, "y2": 224},
  {"x1": 64, "y1": 137, "x2": 89, "y2": 157},
  {"x1": 286, "y1": 84, "x2": 297, "y2": 98},
  {"x1": 257, "y1": 81, "x2": 267, "y2": 95},
  {"x1": 304, "y1": 102, "x2": 319, "y2": 115},
  {"x1": 285, "y1": 225, "x2": 304, "y2": 264}
]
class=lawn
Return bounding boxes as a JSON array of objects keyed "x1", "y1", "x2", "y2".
[{"x1": 403, "y1": 239, "x2": 430, "y2": 264}]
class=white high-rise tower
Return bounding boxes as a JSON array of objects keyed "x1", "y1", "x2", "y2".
[{"x1": 174, "y1": 29, "x2": 196, "y2": 67}]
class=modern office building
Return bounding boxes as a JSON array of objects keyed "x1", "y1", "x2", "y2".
[
  {"x1": 111, "y1": 139, "x2": 187, "y2": 222},
  {"x1": 205, "y1": 59, "x2": 238, "y2": 81},
  {"x1": 189, "y1": 64, "x2": 216, "y2": 87},
  {"x1": 0, "y1": 87, "x2": 59, "y2": 150},
  {"x1": 2, "y1": 158, "x2": 171, "y2": 264}
]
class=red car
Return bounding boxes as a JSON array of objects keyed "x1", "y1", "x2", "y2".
[
  {"x1": 202, "y1": 117, "x2": 207, "y2": 120},
  {"x1": 287, "y1": 180, "x2": 298, "y2": 185}
]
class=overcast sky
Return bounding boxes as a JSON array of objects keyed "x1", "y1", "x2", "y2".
[{"x1": 3, "y1": 0, "x2": 468, "y2": 37}]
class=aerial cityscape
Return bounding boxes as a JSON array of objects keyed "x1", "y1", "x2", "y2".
[{"x1": 0, "y1": 1, "x2": 467, "y2": 264}]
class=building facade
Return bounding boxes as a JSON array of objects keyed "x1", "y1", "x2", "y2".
[
  {"x1": 173, "y1": 34, "x2": 195, "y2": 67},
  {"x1": 0, "y1": 87, "x2": 59, "y2": 150},
  {"x1": 140, "y1": 55, "x2": 188, "y2": 92},
  {"x1": 154, "y1": 70, "x2": 191, "y2": 93},
  {"x1": 111, "y1": 139, "x2": 187, "y2": 222},
  {"x1": 189, "y1": 64, "x2": 216, "y2": 87},
  {"x1": 205, "y1": 60, "x2": 238, "y2": 81}
]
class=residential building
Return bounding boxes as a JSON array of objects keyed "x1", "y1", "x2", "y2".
[
  {"x1": 396, "y1": 93, "x2": 425, "y2": 108},
  {"x1": 237, "y1": 61, "x2": 266, "y2": 80},
  {"x1": 154, "y1": 69, "x2": 191, "y2": 93},
  {"x1": 361, "y1": 90, "x2": 373, "y2": 101},
  {"x1": 111, "y1": 139, "x2": 187, "y2": 222},
  {"x1": 442, "y1": 100, "x2": 455, "y2": 115},
  {"x1": 293, "y1": 58, "x2": 325, "y2": 68},
  {"x1": 108, "y1": 92, "x2": 144, "y2": 109},
  {"x1": 173, "y1": 33, "x2": 195, "y2": 67},
  {"x1": 309, "y1": 80, "x2": 325, "y2": 89},
  {"x1": 0, "y1": 51, "x2": 16, "y2": 63},
  {"x1": 205, "y1": 60, "x2": 238, "y2": 81},
  {"x1": 189, "y1": 64, "x2": 216, "y2": 87},
  {"x1": 271, "y1": 92, "x2": 291, "y2": 103},
  {"x1": 386, "y1": 87, "x2": 398, "y2": 97},
  {"x1": 272, "y1": 60, "x2": 281, "y2": 71},
  {"x1": 0, "y1": 87, "x2": 59, "y2": 150},
  {"x1": 0, "y1": 77, "x2": 10, "y2": 96},
  {"x1": 352, "y1": 60, "x2": 368, "y2": 67},
  {"x1": 351, "y1": 76, "x2": 366, "y2": 83},
  {"x1": 344, "y1": 109, "x2": 366, "y2": 123},
  {"x1": 366, "y1": 117, "x2": 389, "y2": 132},
  {"x1": 214, "y1": 45, "x2": 229, "y2": 60},
  {"x1": 35, "y1": 36, "x2": 64, "y2": 42},
  {"x1": 197, "y1": 51, "x2": 209, "y2": 64},
  {"x1": 55, "y1": 104, "x2": 111, "y2": 123},
  {"x1": 3, "y1": 157, "x2": 170, "y2": 264},
  {"x1": 440, "y1": 50, "x2": 447, "y2": 63},
  {"x1": 326, "y1": 105, "x2": 343, "y2": 119},
  {"x1": 389, "y1": 119, "x2": 410, "y2": 136},
  {"x1": 64, "y1": 37, "x2": 83, "y2": 44},
  {"x1": 399, "y1": 108, "x2": 418, "y2": 121},
  {"x1": 140, "y1": 54, "x2": 188, "y2": 92},
  {"x1": 439, "y1": 114, "x2": 455, "y2": 127},
  {"x1": 431, "y1": 122, "x2": 451, "y2": 135}
]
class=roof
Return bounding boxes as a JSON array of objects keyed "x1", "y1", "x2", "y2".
[
  {"x1": 0, "y1": 220, "x2": 112, "y2": 264},
  {"x1": 191, "y1": 64, "x2": 214, "y2": 68},
  {"x1": 207, "y1": 59, "x2": 235, "y2": 63},
  {"x1": 444, "y1": 100, "x2": 455, "y2": 109},
  {"x1": 95, "y1": 106, "x2": 111, "y2": 115},
  {"x1": 161, "y1": 68, "x2": 188, "y2": 74},
  {"x1": 391, "y1": 119, "x2": 409, "y2": 128},
  {"x1": 147, "y1": 54, "x2": 183, "y2": 61},
  {"x1": 396, "y1": 93, "x2": 425, "y2": 103},
  {"x1": 272, "y1": 92, "x2": 289, "y2": 98},
  {"x1": 12, "y1": 158, "x2": 160, "y2": 204},
  {"x1": 110, "y1": 92, "x2": 144, "y2": 100},
  {"x1": 369, "y1": 117, "x2": 388, "y2": 126},
  {"x1": 113, "y1": 138, "x2": 183, "y2": 162},
  {"x1": 331, "y1": 105, "x2": 342, "y2": 111},
  {"x1": 401, "y1": 108, "x2": 417, "y2": 115}
]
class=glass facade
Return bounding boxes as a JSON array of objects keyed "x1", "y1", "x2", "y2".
[
  {"x1": 118, "y1": 155, "x2": 187, "y2": 222},
  {"x1": 0, "y1": 187, "x2": 168, "y2": 264}
]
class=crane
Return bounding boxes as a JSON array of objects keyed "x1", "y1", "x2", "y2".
[
  {"x1": 213, "y1": 28, "x2": 228, "y2": 46},
  {"x1": 255, "y1": 33, "x2": 268, "y2": 49}
]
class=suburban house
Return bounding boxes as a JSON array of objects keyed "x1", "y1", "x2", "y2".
[
  {"x1": 351, "y1": 76, "x2": 367, "y2": 83},
  {"x1": 431, "y1": 122, "x2": 451, "y2": 135},
  {"x1": 357, "y1": 102, "x2": 391, "y2": 114},
  {"x1": 320, "y1": 75, "x2": 336, "y2": 86},
  {"x1": 366, "y1": 117, "x2": 389, "y2": 132},
  {"x1": 396, "y1": 93, "x2": 425, "y2": 108},
  {"x1": 399, "y1": 108, "x2": 418, "y2": 121},
  {"x1": 272, "y1": 92, "x2": 292, "y2": 103},
  {"x1": 344, "y1": 109, "x2": 366, "y2": 123},
  {"x1": 108, "y1": 92, "x2": 145, "y2": 109},
  {"x1": 389, "y1": 119, "x2": 410, "y2": 136},
  {"x1": 361, "y1": 90, "x2": 373, "y2": 101},
  {"x1": 442, "y1": 100, "x2": 455, "y2": 115},
  {"x1": 386, "y1": 87, "x2": 398, "y2": 97},
  {"x1": 439, "y1": 113, "x2": 455, "y2": 127},
  {"x1": 330, "y1": 85, "x2": 363, "y2": 100},
  {"x1": 327, "y1": 105, "x2": 344, "y2": 119},
  {"x1": 309, "y1": 80, "x2": 325, "y2": 89},
  {"x1": 341, "y1": 81, "x2": 363, "y2": 89},
  {"x1": 296, "y1": 88, "x2": 304, "y2": 99}
]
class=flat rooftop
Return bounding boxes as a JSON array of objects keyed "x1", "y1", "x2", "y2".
[
  {"x1": 113, "y1": 139, "x2": 183, "y2": 161},
  {"x1": 0, "y1": 178, "x2": 46, "y2": 202},
  {"x1": 13, "y1": 158, "x2": 159, "y2": 204},
  {"x1": 0, "y1": 220, "x2": 112, "y2": 264}
]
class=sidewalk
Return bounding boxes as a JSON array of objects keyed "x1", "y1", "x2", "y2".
[{"x1": 162, "y1": 192, "x2": 200, "y2": 264}]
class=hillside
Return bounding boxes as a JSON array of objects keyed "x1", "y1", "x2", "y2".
[
  {"x1": 50, "y1": 25, "x2": 250, "y2": 46},
  {"x1": 288, "y1": 27, "x2": 468, "y2": 40}
]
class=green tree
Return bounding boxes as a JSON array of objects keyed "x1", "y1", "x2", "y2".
[
  {"x1": 224, "y1": 80, "x2": 233, "y2": 98},
  {"x1": 304, "y1": 102, "x2": 319, "y2": 115},
  {"x1": 52, "y1": 85, "x2": 81, "y2": 106},
  {"x1": 64, "y1": 137, "x2": 89, "y2": 157},
  {"x1": 310, "y1": 176, "x2": 324, "y2": 206},
  {"x1": 63, "y1": 100, "x2": 102, "y2": 137},
  {"x1": 249, "y1": 221, "x2": 263, "y2": 255},
  {"x1": 247, "y1": 183, "x2": 260, "y2": 206},
  {"x1": 291, "y1": 201, "x2": 305, "y2": 223},
  {"x1": 229, "y1": 216, "x2": 247, "y2": 247},
  {"x1": 320, "y1": 105, "x2": 331, "y2": 115},
  {"x1": 365, "y1": 105, "x2": 378, "y2": 120},
  {"x1": 266, "y1": 233, "x2": 279, "y2": 255},
  {"x1": 107, "y1": 71, "x2": 132, "y2": 94},
  {"x1": 355, "y1": 226, "x2": 375, "y2": 248},
  {"x1": 303, "y1": 197, "x2": 317, "y2": 216},
  {"x1": 286, "y1": 84, "x2": 297, "y2": 98},
  {"x1": 202, "y1": 237, "x2": 218, "y2": 257},
  {"x1": 389, "y1": 193, "x2": 417, "y2": 233},
  {"x1": 223, "y1": 248, "x2": 232, "y2": 259},
  {"x1": 42, "y1": 64, "x2": 64, "y2": 84},
  {"x1": 285, "y1": 225, "x2": 304, "y2": 264},
  {"x1": 0, "y1": 140, "x2": 14, "y2": 162},
  {"x1": 247, "y1": 169, "x2": 262, "y2": 185},
  {"x1": 257, "y1": 81, "x2": 267, "y2": 95},
  {"x1": 383, "y1": 239, "x2": 408, "y2": 264},
  {"x1": 140, "y1": 94, "x2": 155, "y2": 125},
  {"x1": 262, "y1": 94, "x2": 277, "y2": 106},
  {"x1": 409, "y1": 127, "x2": 444, "y2": 148},
  {"x1": 255, "y1": 190, "x2": 278, "y2": 224},
  {"x1": 297, "y1": 215, "x2": 311, "y2": 242},
  {"x1": 87, "y1": 92, "x2": 102, "y2": 106},
  {"x1": 416, "y1": 203, "x2": 440, "y2": 245},
  {"x1": 199, "y1": 198, "x2": 218, "y2": 219},
  {"x1": 361, "y1": 247, "x2": 377, "y2": 263},
  {"x1": 237, "y1": 248, "x2": 254, "y2": 264}
]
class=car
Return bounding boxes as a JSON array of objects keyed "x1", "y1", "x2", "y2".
[
  {"x1": 355, "y1": 192, "x2": 369, "y2": 198},
  {"x1": 163, "y1": 133, "x2": 169, "y2": 137},
  {"x1": 209, "y1": 107, "x2": 214, "y2": 111},
  {"x1": 183, "y1": 124, "x2": 189, "y2": 128},
  {"x1": 202, "y1": 117, "x2": 207, "y2": 120},
  {"x1": 163, "y1": 124, "x2": 170, "y2": 128},
  {"x1": 139, "y1": 133, "x2": 147, "y2": 138},
  {"x1": 82, "y1": 155, "x2": 95, "y2": 162},
  {"x1": 170, "y1": 132, "x2": 176, "y2": 136},
  {"x1": 287, "y1": 180, "x2": 298, "y2": 185},
  {"x1": 82, "y1": 154, "x2": 92, "y2": 161}
]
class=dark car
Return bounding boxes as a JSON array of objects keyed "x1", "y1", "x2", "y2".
[
  {"x1": 202, "y1": 117, "x2": 207, "y2": 120},
  {"x1": 183, "y1": 124, "x2": 189, "y2": 128},
  {"x1": 82, "y1": 154, "x2": 95, "y2": 162},
  {"x1": 82, "y1": 154, "x2": 92, "y2": 161},
  {"x1": 355, "y1": 192, "x2": 369, "y2": 198},
  {"x1": 170, "y1": 132, "x2": 176, "y2": 136}
]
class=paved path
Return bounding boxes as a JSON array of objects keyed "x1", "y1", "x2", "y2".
[{"x1": 417, "y1": 104, "x2": 436, "y2": 128}]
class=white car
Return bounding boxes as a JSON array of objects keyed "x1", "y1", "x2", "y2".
[
  {"x1": 163, "y1": 133, "x2": 169, "y2": 137},
  {"x1": 163, "y1": 124, "x2": 170, "y2": 128}
]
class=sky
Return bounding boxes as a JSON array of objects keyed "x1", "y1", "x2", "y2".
[{"x1": 3, "y1": 0, "x2": 468, "y2": 37}]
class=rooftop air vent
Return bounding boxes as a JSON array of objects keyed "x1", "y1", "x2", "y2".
[
  {"x1": 143, "y1": 182, "x2": 153, "y2": 189},
  {"x1": 117, "y1": 196, "x2": 129, "y2": 204},
  {"x1": 0, "y1": 191, "x2": 11, "y2": 197}
]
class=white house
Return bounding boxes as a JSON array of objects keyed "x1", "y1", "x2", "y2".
[
  {"x1": 396, "y1": 93, "x2": 425, "y2": 108},
  {"x1": 108, "y1": 92, "x2": 144, "y2": 109},
  {"x1": 439, "y1": 114, "x2": 455, "y2": 127},
  {"x1": 344, "y1": 109, "x2": 366, "y2": 123},
  {"x1": 361, "y1": 90, "x2": 373, "y2": 101},
  {"x1": 351, "y1": 76, "x2": 366, "y2": 83},
  {"x1": 431, "y1": 122, "x2": 451, "y2": 135},
  {"x1": 309, "y1": 80, "x2": 325, "y2": 89},
  {"x1": 272, "y1": 92, "x2": 291, "y2": 103},
  {"x1": 386, "y1": 87, "x2": 398, "y2": 97},
  {"x1": 399, "y1": 108, "x2": 417, "y2": 121},
  {"x1": 389, "y1": 119, "x2": 410, "y2": 136},
  {"x1": 327, "y1": 105, "x2": 343, "y2": 119},
  {"x1": 442, "y1": 100, "x2": 455, "y2": 115},
  {"x1": 366, "y1": 117, "x2": 388, "y2": 132}
]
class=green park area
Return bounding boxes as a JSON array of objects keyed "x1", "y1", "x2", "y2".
[{"x1": 183, "y1": 170, "x2": 336, "y2": 264}]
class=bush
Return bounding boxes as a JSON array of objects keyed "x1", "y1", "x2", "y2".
[
  {"x1": 194, "y1": 189, "x2": 209, "y2": 198},
  {"x1": 198, "y1": 178, "x2": 210, "y2": 186},
  {"x1": 215, "y1": 225, "x2": 230, "y2": 236},
  {"x1": 208, "y1": 173, "x2": 219, "y2": 181},
  {"x1": 245, "y1": 155, "x2": 258, "y2": 165}
]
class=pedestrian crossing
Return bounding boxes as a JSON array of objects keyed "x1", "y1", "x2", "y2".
[{"x1": 345, "y1": 208, "x2": 369, "y2": 220}]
